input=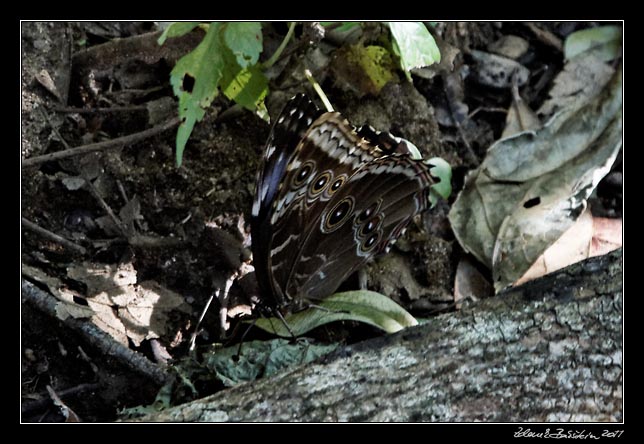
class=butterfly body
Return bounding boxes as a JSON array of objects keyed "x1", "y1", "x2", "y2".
[{"x1": 251, "y1": 94, "x2": 435, "y2": 312}]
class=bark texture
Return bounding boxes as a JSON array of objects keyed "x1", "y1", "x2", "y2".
[{"x1": 141, "y1": 249, "x2": 622, "y2": 422}]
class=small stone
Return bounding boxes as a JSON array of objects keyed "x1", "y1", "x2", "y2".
[{"x1": 488, "y1": 35, "x2": 530, "y2": 60}]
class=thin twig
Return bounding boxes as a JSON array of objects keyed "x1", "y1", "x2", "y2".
[
  {"x1": 304, "y1": 69, "x2": 334, "y2": 112},
  {"x1": 116, "y1": 179, "x2": 129, "y2": 204},
  {"x1": 127, "y1": 235, "x2": 186, "y2": 248},
  {"x1": 262, "y1": 22, "x2": 296, "y2": 69},
  {"x1": 22, "y1": 117, "x2": 180, "y2": 168},
  {"x1": 467, "y1": 106, "x2": 508, "y2": 119},
  {"x1": 83, "y1": 178, "x2": 127, "y2": 236},
  {"x1": 22, "y1": 280, "x2": 169, "y2": 384},
  {"x1": 21, "y1": 383, "x2": 101, "y2": 417},
  {"x1": 54, "y1": 105, "x2": 147, "y2": 114},
  {"x1": 46, "y1": 385, "x2": 82, "y2": 421},
  {"x1": 37, "y1": 107, "x2": 71, "y2": 150},
  {"x1": 189, "y1": 270, "x2": 238, "y2": 351},
  {"x1": 189, "y1": 291, "x2": 216, "y2": 352},
  {"x1": 21, "y1": 217, "x2": 87, "y2": 255},
  {"x1": 77, "y1": 346, "x2": 99, "y2": 375},
  {"x1": 524, "y1": 22, "x2": 563, "y2": 52}
]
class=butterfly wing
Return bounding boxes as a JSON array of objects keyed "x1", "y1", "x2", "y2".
[
  {"x1": 252, "y1": 93, "x2": 434, "y2": 308},
  {"x1": 251, "y1": 94, "x2": 323, "y2": 306},
  {"x1": 254, "y1": 110, "x2": 388, "y2": 306},
  {"x1": 284, "y1": 154, "x2": 434, "y2": 302}
]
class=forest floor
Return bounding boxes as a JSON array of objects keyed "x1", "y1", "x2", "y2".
[{"x1": 21, "y1": 21, "x2": 622, "y2": 422}]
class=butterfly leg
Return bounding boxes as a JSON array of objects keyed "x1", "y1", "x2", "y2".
[{"x1": 274, "y1": 308, "x2": 297, "y2": 342}]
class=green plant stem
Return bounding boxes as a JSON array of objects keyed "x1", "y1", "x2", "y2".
[
  {"x1": 262, "y1": 22, "x2": 296, "y2": 69},
  {"x1": 304, "y1": 69, "x2": 334, "y2": 112}
]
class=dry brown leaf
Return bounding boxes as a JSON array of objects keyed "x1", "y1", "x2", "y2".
[
  {"x1": 590, "y1": 217, "x2": 622, "y2": 257},
  {"x1": 516, "y1": 210, "x2": 621, "y2": 286},
  {"x1": 47, "y1": 385, "x2": 81, "y2": 422},
  {"x1": 454, "y1": 257, "x2": 493, "y2": 309},
  {"x1": 66, "y1": 262, "x2": 189, "y2": 346},
  {"x1": 449, "y1": 66, "x2": 621, "y2": 291},
  {"x1": 501, "y1": 85, "x2": 541, "y2": 139},
  {"x1": 538, "y1": 54, "x2": 614, "y2": 119},
  {"x1": 34, "y1": 69, "x2": 63, "y2": 102},
  {"x1": 22, "y1": 264, "x2": 95, "y2": 320}
]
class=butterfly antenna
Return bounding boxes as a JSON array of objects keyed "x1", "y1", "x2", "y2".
[{"x1": 262, "y1": 22, "x2": 296, "y2": 69}]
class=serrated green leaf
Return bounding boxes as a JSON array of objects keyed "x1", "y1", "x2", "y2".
[
  {"x1": 564, "y1": 25, "x2": 622, "y2": 62},
  {"x1": 222, "y1": 65, "x2": 268, "y2": 116},
  {"x1": 223, "y1": 22, "x2": 263, "y2": 68},
  {"x1": 157, "y1": 22, "x2": 201, "y2": 45},
  {"x1": 170, "y1": 22, "x2": 224, "y2": 166},
  {"x1": 217, "y1": 41, "x2": 269, "y2": 121},
  {"x1": 203, "y1": 339, "x2": 338, "y2": 386},
  {"x1": 387, "y1": 22, "x2": 440, "y2": 81},
  {"x1": 254, "y1": 290, "x2": 418, "y2": 338},
  {"x1": 426, "y1": 157, "x2": 452, "y2": 207}
]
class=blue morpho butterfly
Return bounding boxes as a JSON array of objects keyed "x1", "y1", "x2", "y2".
[{"x1": 250, "y1": 94, "x2": 437, "y2": 316}]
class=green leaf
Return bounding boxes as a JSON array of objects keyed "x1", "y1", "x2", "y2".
[
  {"x1": 387, "y1": 22, "x2": 441, "y2": 81},
  {"x1": 564, "y1": 25, "x2": 622, "y2": 62},
  {"x1": 254, "y1": 290, "x2": 418, "y2": 337},
  {"x1": 157, "y1": 22, "x2": 201, "y2": 45},
  {"x1": 426, "y1": 157, "x2": 452, "y2": 207},
  {"x1": 218, "y1": 42, "x2": 269, "y2": 121},
  {"x1": 222, "y1": 65, "x2": 269, "y2": 119},
  {"x1": 203, "y1": 339, "x2": 338, "y2": 386},
  {"x1": 170, "y1": 22, "x2": 224, "y2": 166},
  {"x1": 223, "y1": 22, "x2": 263, "y2": 68}
]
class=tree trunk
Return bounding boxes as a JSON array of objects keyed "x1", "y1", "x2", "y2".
[{"x1": 135, "y1": 249, "x2": 622, "y2": 422}]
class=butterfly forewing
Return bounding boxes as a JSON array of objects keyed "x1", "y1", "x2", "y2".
[{"x1": 251, "y1": 94, "x2": 323, "y2": 305}]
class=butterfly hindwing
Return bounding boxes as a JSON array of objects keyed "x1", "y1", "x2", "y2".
[{"x1": 284, "y1": 155, "x2": 433, "y2": 301}]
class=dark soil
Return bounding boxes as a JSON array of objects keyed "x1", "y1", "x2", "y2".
[{"x1": 20, "y1": 21, "x2": 622, "y2": 422}]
